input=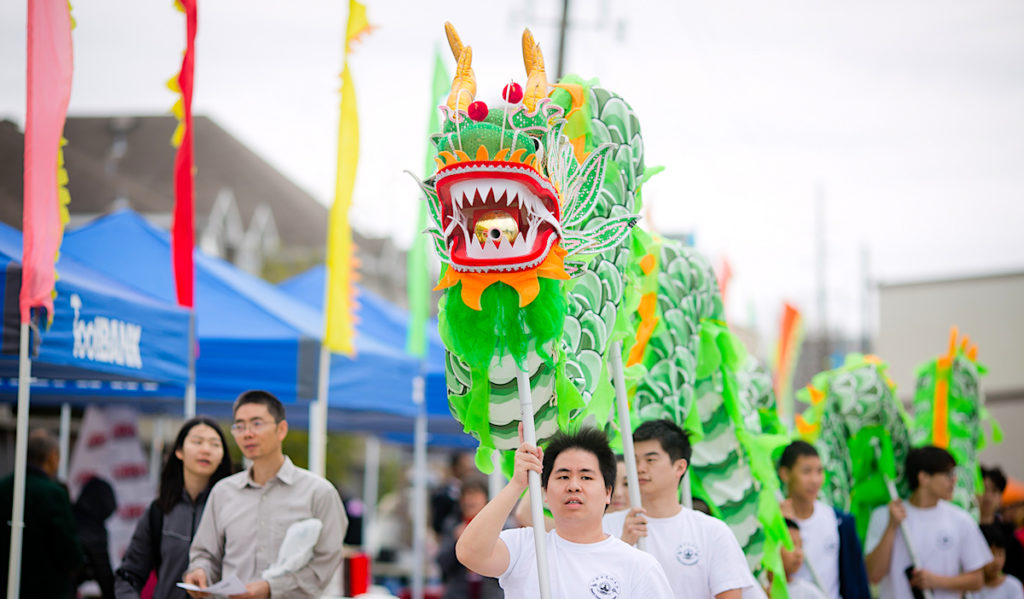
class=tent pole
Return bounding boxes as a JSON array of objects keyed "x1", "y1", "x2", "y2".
[
  {"x1": 150, "y1": 417, "x2": 166, "y2": 487},
  {"x1": 7, "y1": 322, "x2": 32, "y2": 598},
  {"x1": 310, "y1": 344, "x2": 330, "y2": 477},
  {"x1": 58, "y1": 402, "x2": 71, "y2": 482},
  {"x1": 411, "y1": 375, "x2": 427, "y2": 599},
  {"x1": 516, "y1": 368, "x2": 552, "y2": 599},
  {"x1": 362, "y1": 435, "x2": 380, "y2": 557},
  {"x1": 609, "y1": 341, "x2": 646, "y2": 551}
]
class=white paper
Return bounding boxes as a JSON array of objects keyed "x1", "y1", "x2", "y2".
[{"x1": 176, "y1": 575, "x2": 248, "y2": 596}]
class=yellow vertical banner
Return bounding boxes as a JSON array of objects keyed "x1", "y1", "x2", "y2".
[{"x1": 325, "y1": 0, "x2": 371, "y2": 354}]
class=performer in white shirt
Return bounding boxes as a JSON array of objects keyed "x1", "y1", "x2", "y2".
[
  {"x1": 974, "y1": 524, "x2": 1024, "y2": 599},
  {"x1": 457, "y1": 425, "x2": 673, "y2": 599},
  {"x1": 865, "y1": 445, "x2": 993, "y2": 599},
  {"x1": 778, "y1": 440, "x2": 870, "y2": 599},
  {"x1": 602, "y1": 419, "x2": 755, "y2": 599}
]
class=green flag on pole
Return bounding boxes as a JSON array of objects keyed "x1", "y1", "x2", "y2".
[{"x1": 405, "y1": 47, "x2": 450, "y2": 357}]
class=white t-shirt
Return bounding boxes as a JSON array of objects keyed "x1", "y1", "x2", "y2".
[
  {"x1": 973, "y1": 575, "x2": 1024, "y2": 599},
  {"x1": 794, "y1": 500, "x2": 841, "y2": 599},
  {"x1": 498, "y1": 527, "x2": 673, "y2": 599},
  {"x1": 865, "y1": 500, "x2": 994, "y2": 599},
  {"x1": 743, "y1": 580, "x2": 770, "y2": 599},
  {"x1": 603, "y1": 507, "x2": 755, "y2": 599},
  {"x1": 789, "y1": 576, "x2": 830, "y2": 599}
]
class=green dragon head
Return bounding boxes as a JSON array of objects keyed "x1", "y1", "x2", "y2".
[
  {"x1": 416, "y1": 24, "x2": 639, "y2": 457},
  {"x1": 911, "y1": 328, "x2": 997, "y2": 517}
]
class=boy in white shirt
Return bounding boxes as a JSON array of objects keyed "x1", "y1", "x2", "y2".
[
  {"x1": 779, "y1": 518, "x2": 829, "y2": 599},
  {"x1": 865, "y1": 445, "x2": 993, "y2": 599},
  {"x1": 778, "y1": 441, "x2": 870, "y2": 599},
  {"x1": 602, "y1": 419, "x2": 755, "y2": 599},
  {"x1": 975, "y1": 524, "x2": 1024, "y2": 599},
  {"x1": 456, "y1": 425, "x2": 673, "y2": 599}
]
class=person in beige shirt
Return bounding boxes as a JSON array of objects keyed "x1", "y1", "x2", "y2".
[{"x1": 183, "y1": 390, "x2": 346, "y2": 599}]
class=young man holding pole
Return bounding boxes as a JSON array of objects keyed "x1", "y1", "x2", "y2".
[
  {"x1": 456, "y1": 426, "x2": 672, "y2": 599},
  {"x1": 603, "y1": 419, "x2": 755, "y2": 599},
  {"x1": 865, "y1": 445, "x2": 992, "y2": 599}
]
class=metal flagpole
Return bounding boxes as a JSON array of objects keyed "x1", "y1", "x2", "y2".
[
  {"x1": 411, "y1": 375, "x2": 428, "y2": 599},
  {"x1": 609, "y1": 341, "x2": 646, "y2": 551},
  {"x1": 516, "y1": 368, "x2": 552, "y2": 599},
  {"x1": 7, "y1": 323, "x2": 32, "y2": 598},
  {"x1": 310, "y1": 344, "x2": 331, "y2": 477},
  {"x1": 184, "y1": 310, "x2": 196, "y2": 418}
]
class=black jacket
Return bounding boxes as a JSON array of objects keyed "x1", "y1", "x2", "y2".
[
  {"x1": 0, "y1": 466, "x2": 84, "y2": 599},
  {"x1": 75, "y1": 477, "x2": 118, "y2": 599}
]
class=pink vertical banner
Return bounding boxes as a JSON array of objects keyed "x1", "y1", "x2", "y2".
[
  {"x1": 170, "y1": 0, "x2": 197, "y2": 308},
  {"x1": 21, "y1": 0, "x2": 75, "y2": 323}
]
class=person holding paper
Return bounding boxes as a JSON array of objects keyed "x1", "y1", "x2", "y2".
[{"x1": 183, "y1": 390, "x2": 346, "y2": 599}]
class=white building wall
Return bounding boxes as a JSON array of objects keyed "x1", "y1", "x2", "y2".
[{"x1": 877, "y1": 271, "x2": 1024, "y2": 480}]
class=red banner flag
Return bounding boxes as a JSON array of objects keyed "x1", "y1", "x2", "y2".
[
  {"x1": 773, "y1": 301, "x2": 804, "y2": 423},
  {"x1": 170, "y1": 0, "x2": 197, "y2": 307},
  {"x1": 21, "y1": 0, "x2": 74, "y2": 323}
]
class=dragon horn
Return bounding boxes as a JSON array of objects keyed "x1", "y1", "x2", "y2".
[
  {"x1": 444, "y1": 21, "x2": 464, "y2": 58},
  {"x1": 522, "y1": 28, "x2": 548, "y2": 112},
  {"x1": 444, "y1": 22, "x2": 476, "y2": 112}
]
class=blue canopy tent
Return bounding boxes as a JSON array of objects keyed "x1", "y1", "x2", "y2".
[
  {"x1": 61, "y1": 210, "x2": 425, "y2": 419},
  {"x1": 279, "y1": 268, "x2": 449, "y2": 408},
  {"x1": 278, "y1": 266, "x2": 464, "y2": 438},
  {"x1": 0, "y1": 222, "x2": 190, "y2": 406},
  {"x1": 61, "y1": 209, "x2": 454, "y2": 438}
]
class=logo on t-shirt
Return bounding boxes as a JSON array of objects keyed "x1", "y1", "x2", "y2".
[
  {"x1": 937, "y1": 530, "x2": 954, "y2": 551},
  {"x1": 676, "y1": 542, "x2": 701, "y2": 565},
  {"x1": 589, "y1": 574, "x2": 620, "y2": 599}
]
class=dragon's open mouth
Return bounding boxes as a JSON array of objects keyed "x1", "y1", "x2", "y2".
[{"x1": 437, "y1": 167, "x2": 561, "y2": 272}]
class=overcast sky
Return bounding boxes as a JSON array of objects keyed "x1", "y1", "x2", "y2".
[{"x1": 2, "y1": 1, "x2": 1023, "y2": 350}]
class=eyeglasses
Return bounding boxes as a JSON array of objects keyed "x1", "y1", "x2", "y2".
[{"x1": 230, "y1": 419, "x2": 275, "y2": 434}]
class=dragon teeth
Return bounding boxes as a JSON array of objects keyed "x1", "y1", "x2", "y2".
[
  {"x1": 464, "y1": 228, "x2": 537, "y2": 260},
  {"x1": 449, "y1": 178, "x2": 542, "y2": 212}
]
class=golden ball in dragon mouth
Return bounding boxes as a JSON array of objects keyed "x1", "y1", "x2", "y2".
[{"x1": 473, "y1": 210, "x2": 519, "y2": 246}]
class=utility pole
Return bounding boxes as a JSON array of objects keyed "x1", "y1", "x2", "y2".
[
  {"x1": 860, "y1": 244, "x2": 871, "y2": 353},
  {"x1": 815, "y1": 184, "x2": 830, "y2": 371},
  {"x1": 556, "y1": 0, "x2": 571, "y2": 80},
  {"x1": 513, "y1": 0, "x2": 619, "y2": 81}
]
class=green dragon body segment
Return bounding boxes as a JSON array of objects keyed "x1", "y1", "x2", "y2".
[{"x1": 796, "y1": 354, "x2": 912, "y2": 540}]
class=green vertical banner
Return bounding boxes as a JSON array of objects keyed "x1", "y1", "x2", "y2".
[{"x1": 405, "y1": 47, "x2": 451, "y2": 357}]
